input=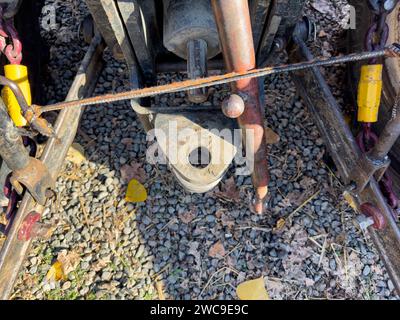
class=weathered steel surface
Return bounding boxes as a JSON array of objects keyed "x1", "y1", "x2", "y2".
[
  {"x1": 116, "y1": 0, "x2": 155, "y2": 81},
  {"x1": 85, "y1": 0, "x2": 137, "y2": 69},
  {"x1": 370, "y1": 108, "x2": 400, "y2": 161},
  {"x1": 257, "y1": 0, "x2": 306, "y2": 67},
  {"x1": 0, "y1": 101, "x2": 30, "y2": 171},
  {"x1": 249, "y1": 0, "x2": 272, "y2": 52}
]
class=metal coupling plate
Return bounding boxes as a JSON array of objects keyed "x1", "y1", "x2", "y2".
[{"x1": 154, "y1": 111, "x2": 238, "y2": 193}]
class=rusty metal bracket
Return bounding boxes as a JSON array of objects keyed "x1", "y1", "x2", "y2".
[
  {"x1": 0, "y1": 99, "x2": 53, "y2": 205},
  {"x1": 352, "y1": 154, "x2": 391, "y2": 193},
  {"x1": 0, "y1": 34, "x2": 105, "y2": 299},
  {"x1": 9, "y1": 157, "x2": 54, "y2": 206},
  {"x1": 0, "y1": 76, "x2": 54, "y2": 137}
]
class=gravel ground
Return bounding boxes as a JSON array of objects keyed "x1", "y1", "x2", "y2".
[{"x1": 3, "y1": 0, "x2": 399, "y2": 300}]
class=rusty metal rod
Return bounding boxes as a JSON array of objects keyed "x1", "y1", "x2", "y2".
[
  {"x1": 211, "y1": 0, "x2": 269, "y2": 214},
  {"x1": 36, "y1": 45, "x2": 398, "y2": 115}
]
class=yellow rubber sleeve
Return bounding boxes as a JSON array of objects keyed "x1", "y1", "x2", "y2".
[
  {"x1": 357, "y1": 64, "x2": 383, "y2": 123},
  {"x1": 1, "y1": 64, "x2": 32, "y2": 127}
]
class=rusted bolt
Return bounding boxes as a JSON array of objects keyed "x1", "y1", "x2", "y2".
[
  {"x1": 222, "y1": 94, "x2": 245, "y2": 119},
  {"x1": 18, "y1": 212, "x2": 41, "y2": 241},
  {"x1": 360, "y1": 203, "x2": 387, "y2": 230}
]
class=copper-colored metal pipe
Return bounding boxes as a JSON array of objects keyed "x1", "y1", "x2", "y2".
[{"x1": 211, "y1": 0, "x2": 269, "y2": 214}]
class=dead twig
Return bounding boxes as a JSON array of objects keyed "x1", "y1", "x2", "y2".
[
  {"x1": 318, "y1": 235, "x2": 328, "y2": 268},
  {"x1": 287, "y1": 190, "x2": 321, "y2": 221},
  {"x1": 79, "y1": 196, "x2": 90, "y2": 228},
  {"x1": 200, "y1": 267, "x2": 227, "y2": 298}
]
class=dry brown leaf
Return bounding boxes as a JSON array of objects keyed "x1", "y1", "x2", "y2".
[
  {"x1": 120, "y1": 162, "x2": 147, "y2": 184},
  {"x1": 208, "y1": 241, "x2": 226, "y2": 259},
  {"x1": 265, "y1": 126, "x2": 280, "y2": 145},
  {"x1": 221, "y1": 213, "x2": 235, "y2": 229},
  {"x1": 286, "y1": 191, "x2": 307, "y2": 207},
  {"x1": 237, "y1": 277, "x2": 270, "y2": 300},
  {"x1": 215, "y1": 177, "x2": 240, "y2": 201},
  {"x1": 273, "y1": 218, "x2": 286, "y2": 232},
  {"x1": 335, "y1": 232, "x2": 346, "y2": 245},
  {"x1": 57, "y1": 250, "x2": 81, "y2": 276},
  {"x1": 46, "y1": 261, "x2": 66, "y2": 283},
  {"x1": 125, "y1": 179, "x2": 148, "y2": 203},
  {"x1": 0, "y1": 213, "x2": 7, "y2": 225},
  {"x1": 280, "y1": 197, "x2": 293, "y2": 209},
  {"x1": 179, "y1": 210, "x2": 196, "y2": 224},
  {"x1": 215, "y1": 209, "x2": 224, "y2": 219},
  {"x1": 265, "y1": 279, "x2": 285, "y2": 300},
  {"x1": 299, "y1": 176, "x2": 316, "y2": 189}
]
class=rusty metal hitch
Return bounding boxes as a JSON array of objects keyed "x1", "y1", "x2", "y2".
[
  {"x1": 0, "y1": 34, "x2": 105, "y2": 300},
  {"x1": 290, "y1": 20, "x2": 400, "y2": 295},
  {"x1": 9, "y1": 157, "x2": 54, "y2": 206},
  {"x1": 0, "y1": 76, "x2": 54, "y2": 137},
  {"x1": 0, "y1": 99, "x2": 53, "y2": 205}
]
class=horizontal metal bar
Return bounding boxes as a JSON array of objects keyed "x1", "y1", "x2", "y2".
[{"x1": 37, "y1": 45, "x2": 397, "y2": 114}]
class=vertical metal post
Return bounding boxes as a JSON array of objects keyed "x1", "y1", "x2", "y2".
[
  {"x1": 211, "y1": 0, "x2": 270, "y2": 214},
  {"x1": 187, "y1": 39, "x2": 209, "y2": 103}
]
